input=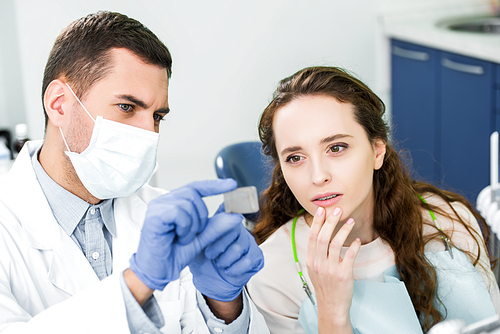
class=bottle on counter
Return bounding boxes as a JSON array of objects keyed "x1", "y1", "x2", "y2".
[
  {"x1": 0, "y1": 137, "x2": 12, "y2": 175},
  {"x1": 492, "y1": 0, "x2": 499, "y2": 16},
  {"x1": 12, "y1": 123, "x2": 29, "y2": 157}
]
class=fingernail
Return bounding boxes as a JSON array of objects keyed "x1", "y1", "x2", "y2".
[
  {"x1": 346, "y1": 218, "x2": 354, "y2": 225},
  {"x1": 316, "y1": 207, "x2": 324, "y2": 216},
  {"x1": 356, "y1": 238, "x2": 360, "y2": 241},
  {"x1": 333, "y1": 207, "x2": 341, "y2": 216}
]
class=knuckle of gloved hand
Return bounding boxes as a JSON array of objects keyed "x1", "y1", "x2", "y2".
[
  {"x1": 179, "y1": 186, "x2": 200, "y2": 201},
  {"x1": 230, "y1": 243, "x2": 244, "y2": 257},
  {"x1": 199, "y1": 211, "x2": 209, "y2": 222},
  {"x1": 209, "y1": 215, "x2": 233, "y2": 233},
  {"x1": 254, "y1": 258, "x2": 264, "y2": 272},
  {"x1": 144, "y1": 213, "x2": 167, "y2": 233},
  {"x1": 205, "y1": 246, "x2": 223, "y2": 260},
  {"x1": 148, "y1": 196, "x2": 177, "y2": 214},
  {"x1": 251, "y1": 259, "x2": 264, "y2": 273}
]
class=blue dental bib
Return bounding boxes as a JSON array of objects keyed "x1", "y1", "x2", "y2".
[{"x1": 298, "y1": 249, "x2": 495, "y2": 334}]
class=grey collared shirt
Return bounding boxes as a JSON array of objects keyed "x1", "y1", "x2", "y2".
[
  {"x1": 31, "y1": 148, "x2": 116, "y2": 277},
  {"x1": 31, "y1": 147, "x2": 249, "y2": 334}
]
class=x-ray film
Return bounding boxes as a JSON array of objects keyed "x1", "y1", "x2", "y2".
[{"x1": 223, "y1": 186, "x2": 259, "y2": 214}]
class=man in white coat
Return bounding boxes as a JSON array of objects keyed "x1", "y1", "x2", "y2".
[{"x1": 0, "y1": 11, "x2": 268, "y2": 334}]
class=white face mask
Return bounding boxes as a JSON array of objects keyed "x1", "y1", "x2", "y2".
[{"x1": 59, "y1": 84, "x2": 159, "y2": 199}]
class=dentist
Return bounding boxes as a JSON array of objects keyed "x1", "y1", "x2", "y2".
[{"x1": 0, "y1": 11, "x2": 267, "y2": 334}]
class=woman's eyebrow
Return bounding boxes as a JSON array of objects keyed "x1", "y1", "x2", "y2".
[
  {"x1": 320, "y1": 134, "x2": 353, "y2": 144},
  {"x1": 280, "y1": 134, "x2": 353, "y2": 157},
  {"x1": 280, "y1": 146, "x2": 302, "y2": 157}
]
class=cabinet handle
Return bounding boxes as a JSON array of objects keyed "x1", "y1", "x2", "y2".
[
  {"x1": 392, "y1": 45, "x2": 430, "y2": 61},
  {"x1": 441, "y1": 58, "x2": 484, "y2": 75}
]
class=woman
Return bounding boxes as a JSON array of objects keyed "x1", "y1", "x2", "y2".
[{"x1": 246, "y1": 66, "x2": 500, "y2": 334}]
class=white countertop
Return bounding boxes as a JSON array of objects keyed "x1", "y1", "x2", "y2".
[{"x1": 382, "y1": 3, "x2": 500, "y2": 64}]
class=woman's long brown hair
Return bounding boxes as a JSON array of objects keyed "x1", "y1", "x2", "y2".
[{"x1": 252, "y1": 66, "x2": 493, "y2": 331}]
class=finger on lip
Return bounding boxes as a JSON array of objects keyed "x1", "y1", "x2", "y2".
[
  {"x1": 309, "y1": 207, "x2": 326, "y2": 230},
  {"x1": 316, "y1": 206, "x2": 325, "y2": 217}
]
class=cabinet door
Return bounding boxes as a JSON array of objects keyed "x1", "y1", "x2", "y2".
[
  {"x1": 440, "y1": 52, "x2": 494, "y2": 203},
  {"x1": 496, "y1": 64, "x2": 500, "y2": 131},
  {"x1": 391, "y1": 40, "x2": 440, "y2": 183}
]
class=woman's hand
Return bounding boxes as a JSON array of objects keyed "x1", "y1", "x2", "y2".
[{"x1": 306, "y1": 206, "x2": 361, "y2": 334}]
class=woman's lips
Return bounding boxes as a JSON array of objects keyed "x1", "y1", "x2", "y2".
[{"x1": 312, "y1": 193, "x2": 342, "y2": 207}]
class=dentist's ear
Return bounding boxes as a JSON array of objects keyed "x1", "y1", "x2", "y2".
[
  {"x1": 44, "y1": 80, "x2": 68, "y2": 127},
  {"x1": 373, "y1": 139, "x2": 386, "y2": 171}
]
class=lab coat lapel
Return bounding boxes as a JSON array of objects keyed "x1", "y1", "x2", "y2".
[
  {"x1": 112, "y1": 194, "x2": 146, "y2": 274},
  {"x1": 4, "y1": 141, "x2": 99, "y2": 296},
  {"x1": 48, "y1": 226, "x2": 100, "y2": 295},
  {"x1": 4, "y1": 141, "x2": 57, "y2": 250}
]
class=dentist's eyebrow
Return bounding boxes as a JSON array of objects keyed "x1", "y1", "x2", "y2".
[
  {"x1": 320, "y1": 134, "x2": 353, "y2": 144},
  {"x1": 117, "y1": 94, "x2": 148, "y2": 108},
  {"x1": 116, "y1": 94, "x2": 170, "y2": 114}
]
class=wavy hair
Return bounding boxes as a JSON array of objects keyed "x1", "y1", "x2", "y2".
[{"x1": 252, "y1": 66, "x2": 492, "y2": 330}]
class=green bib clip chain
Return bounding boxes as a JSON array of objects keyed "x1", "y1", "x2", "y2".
[
  {"x1": 291, "y1": 208, "x2": 315, "y2": 305},
  {"x1": 418, "y1": 194, "x2": 453, "y2": 259}
]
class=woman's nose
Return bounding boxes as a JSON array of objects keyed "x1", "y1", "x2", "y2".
[{"x1": 310, "y1": 159, "x2": 331, "y2": 185}]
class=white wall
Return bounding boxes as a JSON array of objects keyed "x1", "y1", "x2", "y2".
[
  {"x1": 0, "y1": 0, "x2": 26, "y2": 132},
  {"x1": 2, "y1": 0, "x2": 489, "y2": 212}
]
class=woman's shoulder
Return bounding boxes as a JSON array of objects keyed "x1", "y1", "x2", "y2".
[
  {"x1": 421, "y1": 193, "x2": 472, "y2": 219},
  {"x1": 420, "y1": 193, "x2": 482, "y2": 252},
  {"x1": 420, "y1": 193, "x2": 476, "y2": 229},
  {"x1": 249, "y1": 216, "x2": 306, "y2": 300},
  {"x1": 259, "y1": 215, "x2": 310, "y2": 254},
  {"x1": 259, "y1": 217, "x2": 296, "y2": 252}
]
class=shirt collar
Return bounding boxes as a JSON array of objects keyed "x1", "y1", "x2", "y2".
[{"x1": 31, "y1": 146, "x2": 116, "y2": 237}]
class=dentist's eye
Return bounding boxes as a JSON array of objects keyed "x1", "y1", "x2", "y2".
[
  {"x1": 153, "y1": 113, "x2": 166, "y2": 122},
  {"x1": 118, "y1": 104, "x2": 133, "y2": 112}
]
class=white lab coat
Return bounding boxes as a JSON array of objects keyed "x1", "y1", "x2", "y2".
[{"x1": 0, "y1": 141, "x2": 268, "y2": 334}]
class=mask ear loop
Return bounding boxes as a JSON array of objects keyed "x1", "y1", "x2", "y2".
[
  {"x1": 65, "y1": 83, "x2": 96, "y2": 123},
  {"x1": 59, "y1": 127, "x2": 72, "y2": 153},
  {"x1": 58, "y1": 83, "x2": 96, "y2": 153}
]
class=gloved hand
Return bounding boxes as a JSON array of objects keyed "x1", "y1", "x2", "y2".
[
  {"x1": 129, "y1": 179, "x2": 239, "y2": 291},
  {"x1": 189, "y1": 205, "x2": 264, "y2": 302}
]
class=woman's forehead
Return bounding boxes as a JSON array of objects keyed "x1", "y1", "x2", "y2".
[{"x1": 273, "y1": 96, "x2": 361, "y2": 147}]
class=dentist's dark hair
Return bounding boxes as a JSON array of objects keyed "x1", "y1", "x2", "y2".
[
  {"x1": 253, "y1": 66, "x2": 492, "y2": 331},
  {"x1": 41, "y1": 11, "x2": 172, "y2": 127}
]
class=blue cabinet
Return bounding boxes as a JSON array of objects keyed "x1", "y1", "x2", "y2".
[
  {"x1": 391, "y1": 39, "x2": 498, "y2": 204},
  {"x1": 391, "y1": 40, "x2": 440, "y2": 183},
  {"x1": 440, "y1": 52, "x2": 495, "y2": 200},
  {"x1": 496, "y1": 64, "x2": 500, "y2": 131}
]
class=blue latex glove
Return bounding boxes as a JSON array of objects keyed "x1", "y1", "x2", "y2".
[
  {"x1": 189, "y1": 205, "x2": 264, "y2": 302},
  {"x1": 129, "y1": 179, "x2": 238, "y2": 291}
]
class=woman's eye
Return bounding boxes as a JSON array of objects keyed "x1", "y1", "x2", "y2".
[
  {"x1": 286, "y1": 155, "x2": 302, "y2": 163},
  {"x1": 118, "y1": 104, "x2": 133, "y2": 112},
  {"x1": 329, "y1": 145, "x2": 346, "y2": 153}
]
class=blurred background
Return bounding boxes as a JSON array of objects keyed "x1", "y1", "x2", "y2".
[{"x1": 0, "y1": 0, "x2": 497, "y2": 213}]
